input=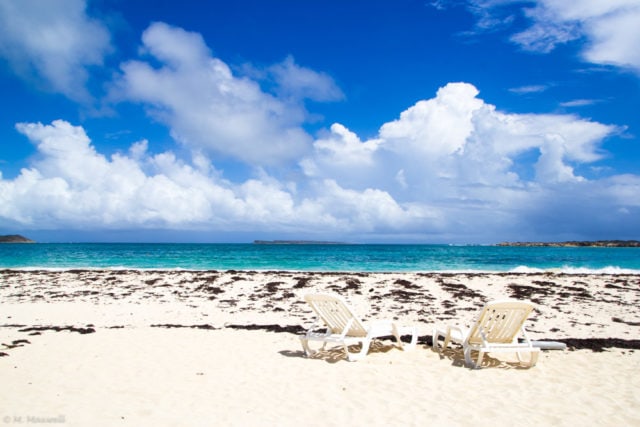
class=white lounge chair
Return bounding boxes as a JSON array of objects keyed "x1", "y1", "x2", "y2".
[
  {"x1": 432, "y1": 299, "x2": 540, "y2": 369},
  {"x1": 300, "y1": 293, "x2": 418, "y2": 361}
]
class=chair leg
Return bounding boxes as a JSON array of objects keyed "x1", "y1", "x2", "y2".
[
  {"x1": 392, "y1": 324, "x2": 402, "y2": 349},
  {"x1": 464, "y1": 347, "x2": 474, "y2": 367},
  {"x1": 432, "y1": 328, "x2": 452, "y2": 351},
  {"x1": 515, "y1": 349, "x2": 539, "y2": 367},
  {"x1": 530, "y1": 351, "x2": 539, "y2": 366},
  {"x1": 522, "y1": 350, "x2": 539, "y2": 367},
  {"x1": 406, "y1": 326, "x2": 417, "y2": 350},
  {"x1": 392, "y1": 324, "x2": 417, "y2": 351},
  {"x1": 443, "y1": 333, "x2": 451, "y2": 350},
  {"x1": 300, "y1": 337, "x2": 314, "y2": 357},
  {"x1": 345, "y1": 339, "x2": 371, "y2": 362},
  {"x1": 432, "y1": 328, "x2": 440, "y2": 350},
  {"x1": 300, "y1": 336, "x2": 327, "y2": 357},
  {"x1": 464, "y1": 347, "x2": 483, "y2": 369}
]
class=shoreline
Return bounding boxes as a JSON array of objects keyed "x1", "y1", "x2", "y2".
[
  {"x1": 2, "y1": 270, "x2": 638, "y2": 343},
  {"x1": 2, "y1": 266, "x2": 640, "y2": 274}
]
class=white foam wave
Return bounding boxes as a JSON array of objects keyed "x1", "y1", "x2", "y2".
[
  {"x1": 510, "y1": 265, "x2": 640, "y2": 274},
  {"x1": 4, "y1": 265, "x2": 640, "y2": 274}
]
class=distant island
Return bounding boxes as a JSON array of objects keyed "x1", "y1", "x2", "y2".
[
  {"x1": 496, "y1": 240, "x2": 640, "y2": 247},
  {"x1": 0, "y1": 234, "x2": 35, "y2": 243},
  {"x1": 254, "y1": 240, "x2": 347, "y2": 245}
]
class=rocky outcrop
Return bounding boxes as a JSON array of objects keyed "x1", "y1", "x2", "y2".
[
  {"x1": 496, "y1": 240, "x2": 640, "y2": 247},
  {"x1": 0, "y1": 234, "x2": 35, "y2": 243},
  {"x1": 253, "y1": 240, "x2": 347, "y2": 245}
]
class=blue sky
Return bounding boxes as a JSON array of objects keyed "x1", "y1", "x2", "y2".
[{"x1": 0, "y1": 0, "x2": 639, "y2": 243}]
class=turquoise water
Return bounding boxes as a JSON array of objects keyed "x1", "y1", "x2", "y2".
[{"x1": 0, "y1": 243, "x2": 639, "y2": 273}]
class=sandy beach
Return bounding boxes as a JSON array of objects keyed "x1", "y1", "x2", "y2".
[{"x1": 1, "y1": 270, "x2": 639, "y2": 426}]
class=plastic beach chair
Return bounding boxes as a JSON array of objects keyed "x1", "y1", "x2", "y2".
[
  {"x1": 300, "y1": 293, "x2": 418, "y2": 361},
  {"x1": 432, "y1": 299, "x2": 540, "y2": 369}
]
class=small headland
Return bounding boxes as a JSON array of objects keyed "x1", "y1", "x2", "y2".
[
  {"x1": 496, "y1": 240, "x2": 640, "y2": 247},
  {"x1": 0, "y1": 234, "x2": 35, "y2": 243},
  {"x1": 253, "y1": 240, "x2": 348, "y2": 245}
]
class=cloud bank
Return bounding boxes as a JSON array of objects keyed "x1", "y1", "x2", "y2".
[{"x1": 1, "y1": 79, "x2": 636, "y2": 242}]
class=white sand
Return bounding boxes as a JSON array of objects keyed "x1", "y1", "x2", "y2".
[
  {"x1": 1, "y1": 270, "x2": 639, "y2": 426},
  {"x1": 1, "y1": 327, "x2": 639, "y2": 426}
]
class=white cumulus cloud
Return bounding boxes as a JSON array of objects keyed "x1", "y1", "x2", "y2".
[
  {"x1": 0, "y1": 0, "x2": 111, "y2": 102},
  {"x1": 303, "y1": 82, "x2": 618, "y2": 190},
  {"x1": 0, "y1": 119, "x2": 424, "y2": 236},
  {"x1": 297, "y1": 82, "x2": 632, "y2": 240},
  {"x1": 109, "y1": 22, "x2": 345, "y2": 167}
]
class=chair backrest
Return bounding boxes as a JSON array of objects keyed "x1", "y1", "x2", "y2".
[
  {"x1": 304, "y1": 293, "x2": 369, "y2": 337},
  {"x1": 467, "y1": 300, "x2": 534, "y2": 345}
]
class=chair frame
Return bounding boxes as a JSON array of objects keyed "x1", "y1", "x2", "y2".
[
  {"x1": 300, "y1": 293, "x2": 417, "y2": 361},
  {"x1": 432, "y1": 299, "x2": 540, "y2": 369}
]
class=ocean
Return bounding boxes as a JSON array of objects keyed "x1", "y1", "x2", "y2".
[{"x1": 0, "y1": 243, "x2": 639, "y2": 273}]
